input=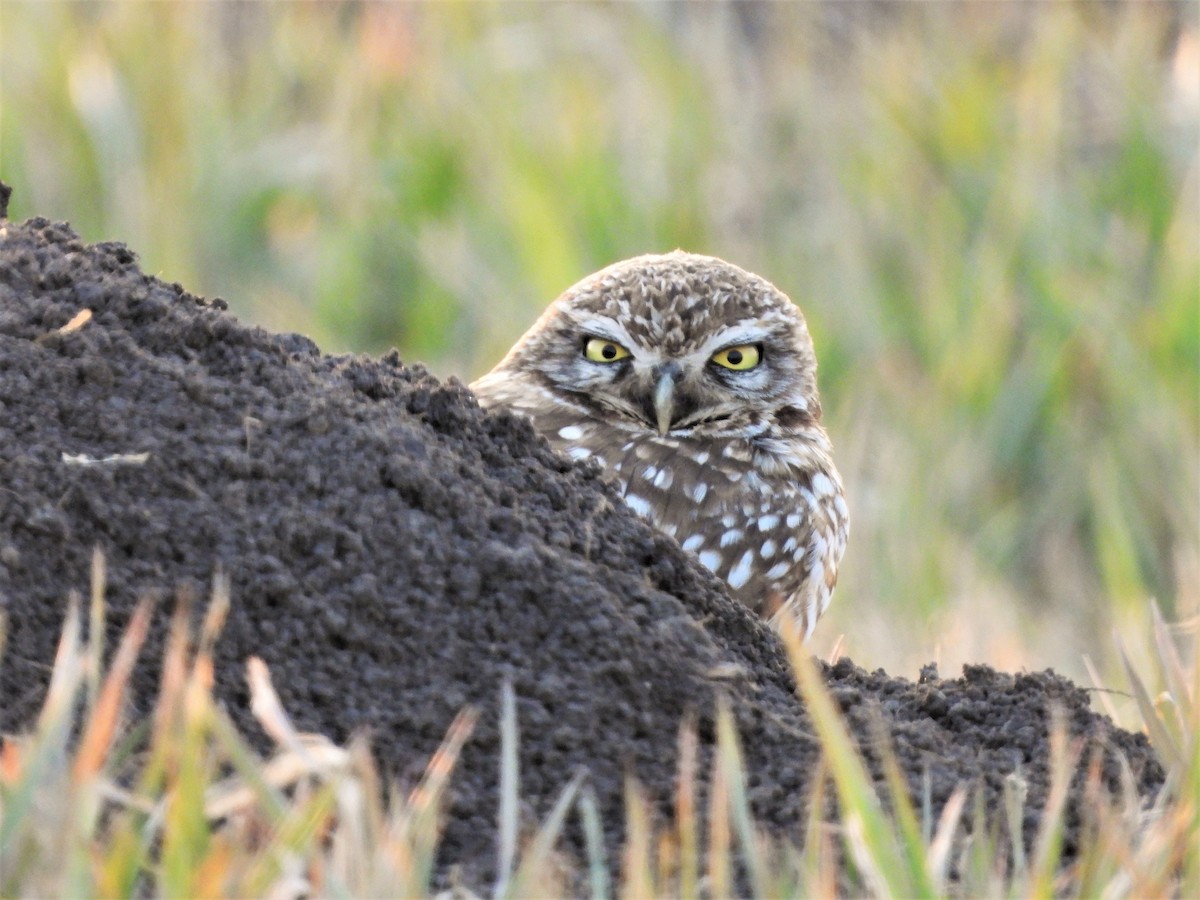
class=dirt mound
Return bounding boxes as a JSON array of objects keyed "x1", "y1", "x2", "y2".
[{"x1": 0, "y1": 205, "x2": 1163, "y2": 885}]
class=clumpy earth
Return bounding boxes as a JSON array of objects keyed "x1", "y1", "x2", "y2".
[{"x1": 0, "y1": 192, "x2": 1163, "y2": 887}]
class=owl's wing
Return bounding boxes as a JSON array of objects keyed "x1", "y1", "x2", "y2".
[{"x1": 471, "y1": 370, "x2": 605, "y2": 459}]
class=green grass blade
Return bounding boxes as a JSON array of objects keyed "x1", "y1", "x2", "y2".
[
  {"x1": 782, "y1": 623, "x2": 925, "y2": 896},
  {"x1": 1151, "y1": 600, "x2": 1194, "y2": 727},
  {"x1": 86, "y1": 549, "x2": 106, "y2": 715},
  {"x1": 925, "y1": 784, "x2": 968, "y2": 893},
  {"x1": 1028, "y1": 708, "x2": 1080, "y2": 900},
  {"x1": 675, "y1": 715, "x2": 699, "y2": 900},
  {"x1": 1119, "y1": 634, "x2": 1184, "y2": 770},
  {"x1": 871, "y1": 713, "x2": 940, "y2": 893},
  {"x1": 507, "y1": 769, "x2": 585, "y2": 898},
  {"x1": 622, "y1": 775, "x2": 654, "y2": 899},
  {"x1": 1003, "y1": 770, "x2": 1028, "y2": 875},
  {"x1": 494, "y1": 680, "x2": 518, "y2": 899},
  {"x1": 715, "y1": 695, "x2": 769, "y2": 898},
  {"x1": 577, "y1": 784, "x2": 610, "y2": 900},
  {"x1": 706, "y1": 729, "x2": 732, "y2": 899}
]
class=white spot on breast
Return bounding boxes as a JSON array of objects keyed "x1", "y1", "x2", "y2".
[
  {"x1": 727, "y1": 549, "x2": 755, "y2": 589},
  {"x1": 653, "y1": 468, "x2": 673, "y2": 489},
  {"x1": 682, "y1": 534, "x2": 705, "y2": 552},
  {"x1": 567, "y1": 446, "x2": 591, "y2": 460},
  {"x1": 835, "y1": 495, "x2": 849, "y2": 518},
  {"x1": 693, "y1": 450, "x2": 710, "y2": 465},
  {"x1": 721, "y1": 514, "x2": 737, "y2": 528},
  {"x1": 691, "y1": 483, "x2": 708, "y2": 503},
  {"x1": 698, "y1": 550, "x2": 722, "y2": 573},
  {"x1": 662, "y1": 522, "x2": 678, "y2": 537},
  {"x1": 758, "y1": 514, "x2": 779, "y2": 531},
  {"x1": 624, "y1": 494, "x2": 652, "y2": 517},
  {"x1": 642, "y1": 465, "x2": 659, "y2": 481},
  {"x1": 812, "y1": 472, "x2": 835, "y2": 497},
  {"x1": 765, "y1": 561, "x2": 791, "y2": 581},
  {"x1": 558, "y1": 425, "x2": 585, "y2": 441},
  {"x1": 783, "y1": 537, "x2": 798, "y2": 553},
  {"x1": 761, "y1": 539, "x2": 776, "y2": 558},
  {"x1": 720, "y1": 529, "x2": 743, "y2": 548},
  {"x1": 786, "y1": 513, "x2": 802, "y2": 529}
]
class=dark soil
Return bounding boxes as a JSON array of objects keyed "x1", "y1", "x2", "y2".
[{"x1": 0, "y1": 200, "x2": 1164, "y2": 888}]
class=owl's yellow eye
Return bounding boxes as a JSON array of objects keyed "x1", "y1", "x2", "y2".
[
  {"x1": 710, "y1": 344, "x2": 761, "y2": 371},
  {"x1": 584, "y1": 338, "x2": 631, "y2": 363}
]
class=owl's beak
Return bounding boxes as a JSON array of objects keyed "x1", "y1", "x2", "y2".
[{"x1": 653, "y1": 365, "x2": 681, "y2": 436}]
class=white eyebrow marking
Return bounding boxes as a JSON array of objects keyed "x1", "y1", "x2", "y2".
[
  {"x1": 573, "y1": 316, "x2": 637, "y2": 349},
  {"x1": 694, "y1": 325, "x2": 773, "y2": 358}
]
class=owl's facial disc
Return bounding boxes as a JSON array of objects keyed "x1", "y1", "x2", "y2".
[{"x1": 562, "y1": 313, "x2": 784, "y2": 436}]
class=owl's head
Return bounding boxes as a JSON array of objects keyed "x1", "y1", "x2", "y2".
[{"x1": 478, "y1": 251, "x2": 826, "y2": 440}]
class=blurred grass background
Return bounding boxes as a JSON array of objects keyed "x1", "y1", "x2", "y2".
[{"x1": 2, "y1": 2, "x2": 1196, "y2": 692}]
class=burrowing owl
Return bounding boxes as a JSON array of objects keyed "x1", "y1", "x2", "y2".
[{"x1": 472, "y1": 251, "x2": 848, "y2": 637}]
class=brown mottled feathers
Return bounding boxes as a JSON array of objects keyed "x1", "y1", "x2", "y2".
[{"x1": 472, "y1": 251, "x2": 848, "y2": 637}]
